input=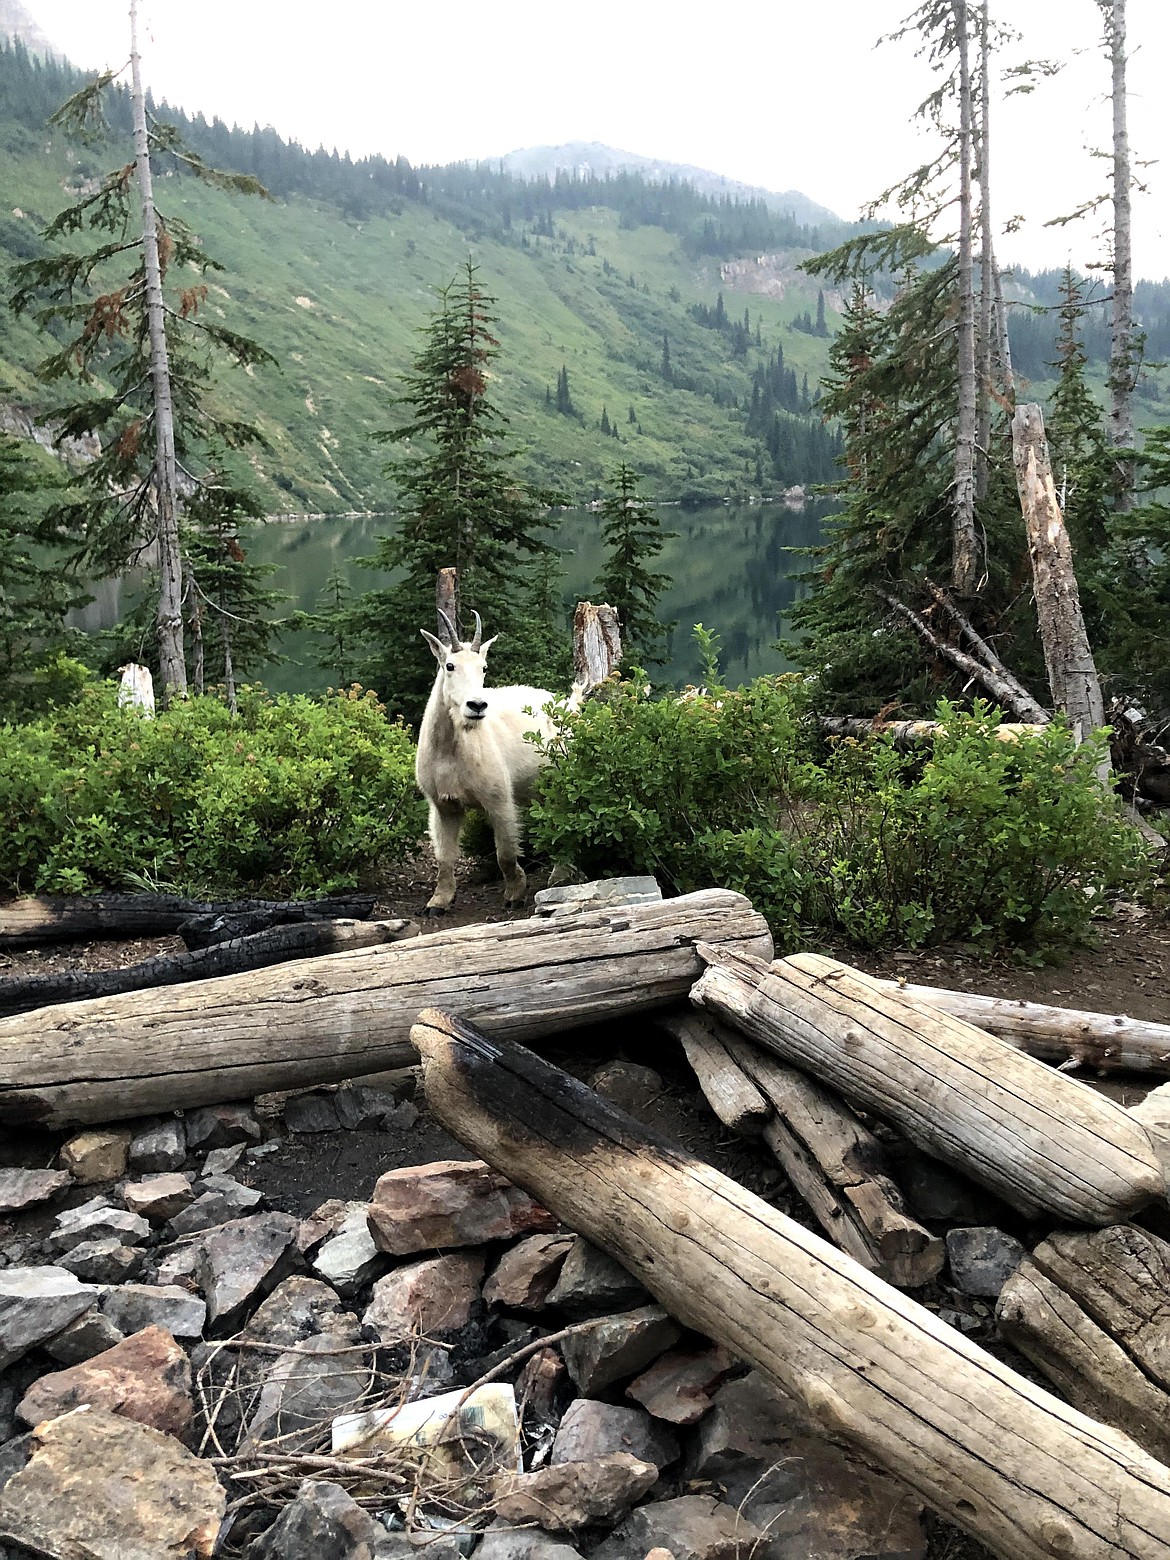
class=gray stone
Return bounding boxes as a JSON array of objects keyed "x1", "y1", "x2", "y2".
[
  {"x1": 58, "y1": 1237, "x2": 147, "y2": 1285},
  {"x1": 202, "y1": 1144, "x2": 246, "y2": 1176},
  {"x1": 245, "y1": 1478, "x2": 394, "y2": 1558},
  {"x1": 0, "y1": 1168, "x2": 72, "y2": 1217},
  {"x1": 591, "y1": 1495, "x2": 764, "y2": 1560},
  {"x1": 534, "y1": 876, "x2": 662, "y2": 915},
  {"x1": 283, "y1": 1090, "x2": 343, "y2": 1132},
  {"x1": 476, "y1": 1525, "x2": 584, "y2": 1560},
  {"x1": 484, "y1": 1234, "x2": 574, "y2": 1311},
  {"x1": 561, "y1": 1304, "x2": 681, "y2": 1394},
  {"x1": 545, "y1": 1238, "x2": 650, "y2": 1317},
  {"x1": 243, "y1": 1328, "x2": 367, "y2": 1450},
  {"x1": 155, "y1": 1241, "x2": 204, "y2": 1288},
  {"x1": 296, "y1": 1197, "x2": 353, "y2": 1255},
  {"x1": 494, "y1": 1454, "x2": 658, "y2": 1531},
  {"x1": 0, "y1": 1267, "x2": 99, "y2": 1369},
  {"x1": 897, "y1": 1152, "x2": 1010, "y2": 1227},
  {"x1": 0, "y1": 1407, "x2": 224, "y2": 1560},
  {"x1": 244, "y1": 1276, "x2": 358, "y2": 1351},
  {"x1": 687, "y1": 1371, "x2": 814, "y2": 1498},
  {"x1": 588, "y1": 1061, "x2": 665, "y2": 1117},
  {"x1": 312, "y1": 1203, "x2": 390, "y2": 1295},
  {"x1": 43, "y1": 1308, "x2": 126, "y2": 1366},
  {"x1": 48, "y1": 1206, "x2": 150, "y2": 1254},
  {"x1": 100, "y1": 1282, "x2": 207, "y2": 1341},
  {"x1": 183, "y1": 1102, "x2": 261, "y2": 1152},
  {"x1": 946, "y1": 1227, "x2": 1027, "y2": 1298},
  {"x1": 168, "y1": 1179, "x2": 263, "y2": 1235},
  {"x1": 128, "y1": 1118, "x2": 187, "y2": 1174},
  {"x1": 123, "y1": 1173, "x2": 195, "y2": 1222},
  {"x1": 194, "y1": 1211, "x2": 300, "y2": 1325},
  {"x1": 335, "y1": 1086, "x2": 418, "y2": 1133},
  {"x1": 551, "y1": 1399, "x2": 679, "y2": 1470}
]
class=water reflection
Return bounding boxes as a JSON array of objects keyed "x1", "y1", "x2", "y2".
[{"x1": 73, "y1": 500, "x2": 831, "y2": 694}]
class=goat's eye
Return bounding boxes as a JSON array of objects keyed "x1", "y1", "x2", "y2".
[{"x1": 445, "y1": 662, "x2": 454, "y2": 672}]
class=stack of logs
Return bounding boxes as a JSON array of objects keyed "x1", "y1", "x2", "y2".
[{"x1": 5, "y1": 886, "x2": 1170, "y2": 1558}]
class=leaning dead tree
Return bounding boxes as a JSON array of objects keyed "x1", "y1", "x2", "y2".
[{"x1": 414, "y1": 1007, "x2": 1170, "y2": 1560}]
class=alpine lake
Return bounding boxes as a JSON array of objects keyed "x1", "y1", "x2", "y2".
[{"x1": 74, "y1": 498, "x2": 832, "y2": 695}]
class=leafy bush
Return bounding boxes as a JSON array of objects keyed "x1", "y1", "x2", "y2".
[
  {"x1": 0, "y1": 683, "x2": 426, "y2": 897},
  {"x1": 531, "y1": 683, "x2": 1146, "y2": 956},
  {"x1": 529, "y1": 675, "x2": 819, "y2": 947}
]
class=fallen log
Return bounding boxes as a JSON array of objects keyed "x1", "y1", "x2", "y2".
[
  {"x1": 0, "y1": 892, "x2": 377, "y2": 949},
  {"x1": 177, "y1": 903, "x2": 386, "y2": 948},
  {"x1": 818, "y1": 715, "x2": 1046, "y2": 747},
  {"x1": 720, "y1": 1032, "x2": 944, "y2": 1288},
  {"x1": 870, "y1": 977, "x2": 1170, "y2": 1076},
  {"x1": 0, "y1": 919, "x2": 418, "y2": 1019},
  {"x1": 997, "y1": 1258, "x2": 1170, "y2": 1466},
  {"x1": 0, "y1": 889, "x2": 771, "y2": 1130},
  {"x1": 412, "y1": 1007, "x2": 1170, "y2": 1560},
  {"x1": 690, "y1": 946, "x2": 1162, "y2": 1225},
  {"x1": 656, "y1": 1013, "x2": 770, "y2": 1135},
  {"x1": 1029, "y1": 1227, "x2": 1170, "y2": 1393}
]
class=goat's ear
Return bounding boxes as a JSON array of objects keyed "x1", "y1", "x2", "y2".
[
  {"x1": 480, "y1": 635, "x2": 499, "y2": 657},
  {"x1": 420, "y1": 629, "x2": 448, "y2": 664}
]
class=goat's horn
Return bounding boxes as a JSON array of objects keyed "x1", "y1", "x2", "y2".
[
  {"x1": 437, "y1": 609, "x2": 459, "y2": 646},
  {"x1": 470, "y1": 610, "x2": 483, "y2": 651}
]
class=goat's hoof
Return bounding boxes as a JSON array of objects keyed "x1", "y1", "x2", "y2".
[{"x1": 422, "y1": 904, "x2": 450, "y2": 918}]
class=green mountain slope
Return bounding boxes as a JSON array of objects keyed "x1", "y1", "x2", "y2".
[{"x1": 0, "y1": 43, "x2": 845, "y2": 513}]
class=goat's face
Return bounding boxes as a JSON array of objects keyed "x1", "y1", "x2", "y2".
[{"x1": 421, "y1": 629, "x2": 499, "y2": 728}]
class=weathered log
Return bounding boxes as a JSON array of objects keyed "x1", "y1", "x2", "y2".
[
  {"x1": 573, "y1": 601, "x2": 622, "y2": 689},
  {"x1": 690, "y1": 946, "x2": 1162, "y2": 1225},
  {"x1": 818, "y1": 715, "x2": 1046, "y2": 747},
  {"x1": 997, "y1": 1258, "x2": 1170, "y2": 1466},
  {"x1": 721, "y1": 1032, "x2": 944, "y2": 1288},
  {"x1": 0, "y1": 893, "x2": 376, "y2": 949},
  {"x1": 177, "y1": 899, "x2": 379, "y2": 949},
  {"x1": 412, "y1": 1007, "x2": 1170, "y2": 1560},
  {"x1": 0, "y1": 889, "x2": 771, "y2": 1130},
  {"x1": 1029, "y1": 1227, "x2": 1170, "y2": 1393},
  {"x1": 0, "y1": 919, "x2": 418, "y2": 1019},
  {"x1": 656, "y1": 1013, "x2": 770, "y2": 1134},
  {"x1": 871, "y1": 978, "x2": 1170, "y2": 1076}
]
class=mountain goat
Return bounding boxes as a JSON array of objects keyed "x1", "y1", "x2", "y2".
[{"x1": 415, "y1": 610, "x2": 582, "y2": 914}]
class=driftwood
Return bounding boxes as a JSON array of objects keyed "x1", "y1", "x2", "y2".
[
  {"x1": 721, "y1": 1032, "x2": 944, "y2": 1288},
  {"x1": 0, "y1": 919, "x2": 418, "y2": 1019},
  {"x1": 871, "y1": 978, "x2": 1170, "y2": 1077},
  {"x1": 412, "y1": 1007, "x2": 1170, "y2": 1560},
  {"x1": 0, "y1": 889, "x2": 771, "y2": 1130},
  {"x1": 997, "y1": 1258, "x2": 1170, "y2": 1466},
  {"x1": 0, "y1": 893, "x2": 376, "y2": 950},
  {"x1": 690, "y1": 946, "x2": 1163, "y2": 1225},
  {"x1": 656, "y1": 1012, "x2": 770, "y2": 1134},
  {"x1": 573, "y1": 601, "x2": 622, "y2": 689}
]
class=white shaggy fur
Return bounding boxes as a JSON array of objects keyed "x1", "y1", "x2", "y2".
[{"x1": 415, "y1": 622, "x2": 580, "y2": 912}]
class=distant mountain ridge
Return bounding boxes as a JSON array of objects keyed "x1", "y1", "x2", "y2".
[
  {"x1": 0, "y1": 0, "x2": 59, "y2": 58},
  {"x1": 495, "y1": 141, "x2": 839, "y2": 229}
]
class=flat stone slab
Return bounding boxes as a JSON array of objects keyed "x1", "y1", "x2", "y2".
[
  {"x1": 0, "y1": 1167, "x2": 72, "y2": 1216},
  {"x1": 0, "y1": 1407, "x2": 224, "y2": 1559},
  {"x1": 100, "y1": 1282, "x2": 207, "y2": 1341},
  {"x1": 0, "y1": 1266, "x2": 99, "y2": 1369},
  {"x1": 534, "y1": 877, "x2": 662, "y2": 915}
]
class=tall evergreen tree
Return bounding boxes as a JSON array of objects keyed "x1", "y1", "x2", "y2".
[
  {"x1": 8, "y1": 15, "x2": 273, "y2": 700},
  {"x1": 593, "y1": 463, "x2": 676, "y2": 667},
  {"x1": 353, "y1": 262, "x2": 566, "y2": 723},
  {"x1": 290, "y1": 565, "x2": 358, "y2": 689}
]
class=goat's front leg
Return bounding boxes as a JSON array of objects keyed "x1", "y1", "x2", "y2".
[
  {"x1": 425, "y1": 800, "x2": 463, "y2": 914},
  {"x1": 484, "y1": 791, "x2": 527, "y2": 907}
]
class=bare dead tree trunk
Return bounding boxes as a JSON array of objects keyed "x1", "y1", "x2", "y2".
[
  {"x1": 437, "y1": 566, "x2": 459, "y2": 642},
  {"x1": 992, "y1": 262, "x2": 1015, "y2": 394},
  {"x1": 185, "y1": 564, "x2": 204, "y2": 697},
  {"x1": 1105, "y1": 0, "x2": 1136, "y2": 511},
  {"x1": 1011, "y1": 404, "x2": 1108, "y2": 762},
  {"x1": 129, "y1": 0, "x2": 185, "y2": 699},
  {"x1": 220, "y1": 576, "x2": 237, "y2": 716},
  {"x1": 951, "y1": 0, "x2": 980, "y2": 594},
  {"x1": 975, "y1": 0, "x2": 994, "y2": 499},
  {"x1": 879, "y1": 592, "x2": 1048, "y2": 722},
  {"x1": 573, "y1": 602, "x2": 622, "y2": 688}
]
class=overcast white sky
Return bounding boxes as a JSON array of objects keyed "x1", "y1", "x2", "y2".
[{"x1": 21, "y1": 0, "x2": 1169, "y2": 277}]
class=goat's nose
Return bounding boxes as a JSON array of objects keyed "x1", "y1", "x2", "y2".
[{"x1": 466, "y1": 699, "x2": 488, "y2": 714}]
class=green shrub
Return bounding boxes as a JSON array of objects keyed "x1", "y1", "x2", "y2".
[
  {"x1": 802, "y1": 701, "x2": 1147, "y2": 952},
  {"x1": 531, "y1": 684, "x2": 1146, "y2": 956},
  {"x1": 0, "y1": 683, "x2": 426, "y2": 897},
  {"x1": 529, "y1": 675, "x2": 819, "y2": 947}
]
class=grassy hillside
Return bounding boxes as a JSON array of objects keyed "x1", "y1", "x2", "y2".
[{"x1": 0, "y1": 45, "x2": 845, "y2": 513}]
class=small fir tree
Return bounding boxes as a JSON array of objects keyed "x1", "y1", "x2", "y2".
[{"x1": 593, "y1": 463, "x2": 676, "y2": 667}]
